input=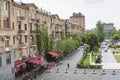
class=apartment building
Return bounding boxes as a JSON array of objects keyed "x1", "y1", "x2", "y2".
[
  {"x1": 70, "y1": 12, "x2": 85, "y2": 31},
  {"x1": 0, "y1": 0, "x2": 15, "y2": 80},
  {"x1": 50, "y1": 15, "x2": 65, "y2": 40},
  {"x1": 0, "y1": 0, "x2": 85, "y2": 79}
]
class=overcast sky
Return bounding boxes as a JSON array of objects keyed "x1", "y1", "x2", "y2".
[{"x1": 15, "y1": 0, "x2": 120, "y2": 30}]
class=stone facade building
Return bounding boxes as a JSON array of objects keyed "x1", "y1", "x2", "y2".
[
  {"x1": 0, "y1": 0, "x2": 85, "y2": 79},
  {"x1": 70, "y1": 12, "x2": 85, "y2": 31}
]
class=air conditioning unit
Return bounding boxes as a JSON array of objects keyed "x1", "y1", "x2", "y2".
[{"x1": 5, "y1": 47, "x2": 10, "y2": 51}]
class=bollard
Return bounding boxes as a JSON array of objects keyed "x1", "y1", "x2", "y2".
[
  {"x1": 65, "y1": 69, "x2": 68, "y2": 73},
  {"x1": 92, "y1": 70, "x2": 96, "y2": 74},
  {"x1": 112, "y1": 71, "x2": 116, "y2": 75},
  {"x1": 74, "y1": 70, "x2": 78, "y2": 74},
  {"x1": 102, "y1": 70, "x2": 106, "y2": 75},
  {"x1": 47, "y1": 69, "x2": 52, "y2": 73},
  {"x1": 83, "y1": 70, "x2": 87, "y2": 74},
  {"x1": 56, "y1": 69, "x2": 60, "y2": 73}
]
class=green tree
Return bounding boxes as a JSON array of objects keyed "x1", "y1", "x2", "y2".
[
  {"x1": 60, "y1": 31, "x2": 65, "y2": 40},
  {"x1": 96, "y1": 21, "x2": 105, "y2": 42},
  {"x1": 84, "y1": 44, "x2": 90, "y2": 58},
  {"x1": 112, "y1": 34, "x2": 120, "y2": 46},
  {"x1": 37, "y1": 29, "x2": 45, "y2": 54},
  {"x1": 37, "y1": 28, "x2": 51, "y2": 54},
  {"x1": 70, "y1": 30, "x2": 82, "y2": 45},
  {"x1": 65, "y1": 23, "x2": 70, "y2": 38}
]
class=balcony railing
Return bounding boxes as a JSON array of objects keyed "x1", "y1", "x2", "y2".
[
  {"x1": 0, "y1": 45, "x2": 13, "y2": 53},
  {"x1": 29, "y1": 19, "x2": 36, "y2": 23},
  {"x1": 19, "y1": 42, "x2": 27, "y2": 48},
  {"x1": 30, "y1": 30, "x2": 39, "y2": 35},
  {"x1": 18, "y1": 16, "x2": 25, "y2": 21},
  {"x1": 52, "y1": 30, "x2": 60, "y2": 33},
  {"x1": 30, "y1": 41, "x2": 37, "y2": 46},
  {"x1": 18, "y1": 30, "x2": 26, "y2": 34}
]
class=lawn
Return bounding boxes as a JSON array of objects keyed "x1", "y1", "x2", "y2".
[
  {"x1": 114, "y1": 55, "x2": 120, "y2": 63},
  {"x1": 77, "y1": 54, "x2": 102, "y2": 69},
  {"x1": 110, "y1": 48, "x2": 120, "y2": 54}
]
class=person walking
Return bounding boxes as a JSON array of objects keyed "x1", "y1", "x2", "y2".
[{"x1": 67, "y1": 63, "x2": 70, "y2": 69}]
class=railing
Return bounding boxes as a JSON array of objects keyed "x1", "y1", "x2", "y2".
[
  {"x1": 30, "y1": 30, "x2": 39, "y2": 35},
  {"x1": 29, "y1": 19, "x2": 36, "y2": 23},
  {"x1": 18, "y1": 30, "x2": 26, "y2": 34},
  {"x1": 19, "y1": 42, "x2": 27, "y2": 48},
  {"x1": 30, "y1": 42, "x2": 37, "y2": 46},
  {"x1": 0, "y1": 45, "x2": 13, "y2": 53},
  {"x1": 18, "y1": 16, "x2": 25, "y2": 21}
]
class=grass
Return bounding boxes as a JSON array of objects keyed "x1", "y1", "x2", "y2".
[
  {"x1": 110, "y1": 48, "x2": 120, "y2": 54},
  {"x1": 77, "y1": 54, "x2": 102, "y2": 69},
  {"x1": 114, "y1": 55, "x2": 120, "y2": 63}
]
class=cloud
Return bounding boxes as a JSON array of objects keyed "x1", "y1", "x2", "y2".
[{"x1": 84, "y1": 0, "x2": 104, "y2": 4}]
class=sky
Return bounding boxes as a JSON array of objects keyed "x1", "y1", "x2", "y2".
[{"x1": 15, "y1": 0, "x2": 120, "y2": 30}]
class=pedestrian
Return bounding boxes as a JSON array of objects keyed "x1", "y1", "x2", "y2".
[{"x1": 67, "y1": 63, "x2": 69, "y2": 69}]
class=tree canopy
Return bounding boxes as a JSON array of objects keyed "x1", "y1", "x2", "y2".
[{"x1": 96, "y1": 20, "x2": 105, "y2": 42}]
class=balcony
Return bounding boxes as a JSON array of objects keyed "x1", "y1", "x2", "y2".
[
  {"x1": 18, "y1": 16, "x2": 25, "y2": 22},
  {"x1": 0, "y1": 45, "x2": 13, "y2": 53},
  {"x1": 52, "y1": 30, "x2": 60, "y2": 33},
  {"x1": 18, "y1": 30, "x2": 26, "y2": 34},
  {"x1": 29, "y1": 19, "x2": 36, "y2": 23},
  {"x1": 30, "y1": 41, "x2": 37, "y2": 47},
  {"x1": 30, "y1": 30, "x2": 39, "y2": 35},
  {"x1": 19, "y1": 42, "x2": 27, "y2": 48}
]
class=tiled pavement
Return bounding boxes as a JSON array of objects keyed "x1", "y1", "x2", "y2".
[{"x1": 34, "y1": 47, "x2": 120, "y2": 80}]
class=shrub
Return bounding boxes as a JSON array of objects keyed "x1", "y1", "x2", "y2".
[
  {"x1": 116, "y1": 45, "x2": 120, "y2": 48},
  {"x1": 77, "y1": 55, "x2": 102, "y2": 69}
]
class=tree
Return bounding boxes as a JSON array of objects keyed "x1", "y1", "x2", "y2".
[
  {"x1": 37, "y1": 29, "x2": 45, "y2": 54},
  {"x1": 70, "y1": 30, "x2": 82, "y2": 45},
  {"x1": 96, "y1": 21, "x2": 105, "y2": 42},
  {"x1": 37, "y1": 28, "x2": 52, "y2": 54},
  {"x1": 60, "y1": 31, "x2": 65, "y2": 40},
  {"x1": 84, "y1": 44, "x2": 90, "y2": 58},
  {"x1": 65, "y1": 23, "x2": 70, "y2": 38},
  {"x1": 112, "y1": 34, "x2": 120, "y2": 46}
]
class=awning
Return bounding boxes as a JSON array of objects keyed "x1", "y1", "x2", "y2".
[
  {"x1": 35, "y1": 54, "x2": 43, "y2": 59},
  {"x1": 27, "y1": 57, "x2": 45, "y2": 65},
  {"x1": 14, "y1": 60, "x2": 25, "y2": 68},
  {"x1": 47, "y1": 52, "x2": 60, "y2": 57}
]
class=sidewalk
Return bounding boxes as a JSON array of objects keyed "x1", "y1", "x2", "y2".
[{"x1": 102, "y1": 49, "x2": 120, "y2": 69}]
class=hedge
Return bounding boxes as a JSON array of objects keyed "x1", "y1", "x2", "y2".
[{"x1": 77, "y1": 55, "x2": 102, "y2": 69}]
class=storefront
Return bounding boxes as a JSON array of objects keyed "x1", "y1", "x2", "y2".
[
  {"x1": 45, "y1": 52, "x2": 60, "y2": 62},
  {"x1": 14, "y1": 60, "x2": 26, "y2": 77}
]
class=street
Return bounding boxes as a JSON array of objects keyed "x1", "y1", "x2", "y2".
[{"x1": 34, "y1": 47, "x2": 120, "y2": 80}]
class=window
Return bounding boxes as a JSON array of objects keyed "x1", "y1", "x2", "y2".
[
  {"x1": 6, "y1": 54, "x2": 11, "y2": 65},
  {"x1": 24, "y1": 24, "x2": 27, "y2": 31},
  {"x1": 5, "y1": 37, "x2": 9, "y2": 47},
  {"x1": 12, "y1": 22, "x2": 14, "y2": 29},
  {"x1": 12, "y1": 8, "x2": 14, "y2": 16},
  {"x1": 18, "y1": 23, "x2": 21, "y2": 30},
  {"x1": 24, "y1": 11, "x2": 26, "y2": 17},
  {"x1": 18, "y1": 10, "x2": 20, "y2": 17},
  {"x1": 13, "y1": 36, "x2": 15, "y2": 44},
  {"x1": 29, "y1": 12, "x2": 32, "y2": 19},
  {"x1": 3, "y1": 1, "x2": 8, "y2": 17},
  {"x1": 0, "y1": 56, "x2": 2, "y2": 67},
  {"x1": 25, "y1": 36, "x2": 27, "y2": 43}
]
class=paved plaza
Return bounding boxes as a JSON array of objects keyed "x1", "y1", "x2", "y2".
[{"x1": 34, "y1": 47, "x2": 120, "y2": 80}]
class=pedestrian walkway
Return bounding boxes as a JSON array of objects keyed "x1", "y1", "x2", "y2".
[
  {"x1": 35, "y1": 46, "x2": 120, "y2": 80},
  {"x1": 102, "y1": 49, "x2": 120, "y2": 69}
]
